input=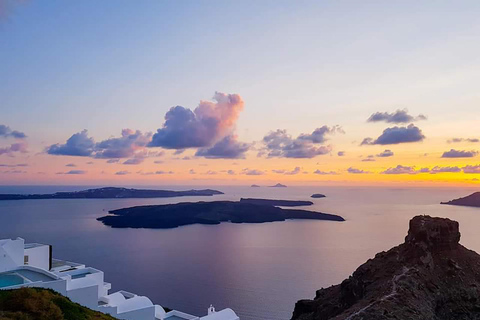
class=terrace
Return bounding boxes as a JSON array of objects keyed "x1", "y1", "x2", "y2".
[
  {"x1": 1, "y1": 237, "x2": 239, "y2": 320},
  {"x1": 0, "y1": 267, "x2": 59, "y2": 289},
  {"x1": 51, "y1": 258, "x2": 85, "y2": 271}
]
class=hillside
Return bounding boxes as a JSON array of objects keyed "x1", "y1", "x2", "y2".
[
  {"x1": 0, "y1": 287, "x2": 115, "y2": 320},
  {"x1": 441, "y1": 192, "x2": 480, "y2": 207}
]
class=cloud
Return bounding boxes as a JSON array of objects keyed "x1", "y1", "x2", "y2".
[
  {"x1": 227, "y1": 170, "x2": 235, "y2": 175},
  {"x1": 1, "y1": 170, "x2": 26, "y2": 174},
  {"x1": 362, "y1": 155, "x2": 375, "y2": 162},
  {"x1": 260, "y1": 126, "x2": 341, "y2": 158},
  {"x1": 115, "y1": 171, "x2": 130, "y2": 175},
  {"x1": 56, "y1": 170, "x2": 87, "y2": 175},
  {"x1": 382, "y1": 165, "x2": 417, "y2": 174},
  {"x1": 313, "y1": 170, "x2": 338, "y2": 175},
  {"x1": 66, "y1": 170, "x2": 86, "y2": 175},
  {"x1": 377, "y1": 149, "x2": 394, "y2": 157},
  {"x1": 380, "y1": 165, "x2": 458, "y2": 174},
  {"x1": 367, "y1": 109, "x2": 427, "y2": 123},
  {"x1": 123, "y1": 157, "x2": 145, "y2": 165},
  {"x1": 154, "y1": 160, "x2": 164, "y2": 164},
  {"x1": 463, "y1": 165, "x2": 480, "y2": 174},
  {"x1": 242, "y1": 168, "x2": 265, "y2": 175},
  {"x1": 47, "y1": 130, "x2": 95, "y2": 156},
  {"x1": 347, "y1": 167, "x2": 370, "y2": 174},
  {"x1": 137, "y1": 170, "x2": 174, "y2": 175},
  {"x1": 430, "y1": 166, "x2": 461, "y2": 174},
  {"x1": 0, "y1": 142, "x2": 28, "y2": 156},
  {"x1": 149, "y1": 92, "x2": 244, "y2": 149},
  {"x1": 86, "y1": 161, "x2": 94, "y2": 165},
  {"x1": 65, "y1": 163, "x2": 77, "y2": 167},
  {"x1": 107, "y1": 159, "x2": 119, "y2": 164},
  {"x1": 273, "y1": 167, "x2": 301, "y2": 175},
  {"x1": 360, "y1": 138, "x2": 373, "y2": 146},
  {"x1": 0, "y1": 124, "x2": 27, "y2": 139},
  {"x1": 448, "y1": 138, "x2": 479, "y2": 143},
  {"x1": 361, "y1": 124, "x2": 425, "y2": 145},
  {"x1": 156, "y1": 170, "x2": 174, "y2": 175},
  {"x1": 47, "y1": 129, "x2": 153, "y2": 160},
  {"x1": 337, "y1": 151, "x2": 345, "y2": 156},
  {"x1": 195, "y1": 135, "x2": 251, "y2": 159},
  {"x1": 0, "y1": 163, "x2": 28, "y2": 168},
  {"x1": 382, "y1": 166, "x2": 464, "y2": 174},
  {"x1": 189, "y1": 169, "x2": 196, "y2": 174},
  {"x1": 297, "y1": 125, "x2": 344, "y2": 143},
  {"x1": 95, "y1": 129, "x2": 151, "y2": 159},
  {"x1": 205, "y1": 170, "x2": 217, "y2": 175},
  {"x1": 137, "y1": 171, "x2": 154, "y2": 176},
  {"x1": 441, "y1": 149, "x2": 478, "y2": 158}
]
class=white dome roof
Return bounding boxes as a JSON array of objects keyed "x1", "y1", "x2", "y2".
[{"x1": 200, "y1": 308, "x2": 239, "y2": 320}]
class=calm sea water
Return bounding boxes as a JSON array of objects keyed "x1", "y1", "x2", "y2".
[{"x1": 0, "y1": 185, "x2": 479, "y2": 320}]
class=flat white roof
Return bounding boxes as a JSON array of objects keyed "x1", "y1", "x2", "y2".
[
  {"x1": 24, "y1": 243, "x2": 49, "y2": 249},
  {"x1": 163, "y1": 310, "x2": 199, "y2": 320}
]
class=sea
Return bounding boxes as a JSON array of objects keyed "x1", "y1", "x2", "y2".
[{"x1": 0, "y1": 185, "x2": 479, "y2": 320}]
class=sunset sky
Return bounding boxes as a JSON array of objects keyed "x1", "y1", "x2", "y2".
[{"x1": 1, "y1": 1, "x2": 480, "y2": 186}]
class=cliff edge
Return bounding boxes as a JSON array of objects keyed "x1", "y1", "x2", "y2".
[{"x1": 292, "y1": 215, "x2": 480, "y2": 320}]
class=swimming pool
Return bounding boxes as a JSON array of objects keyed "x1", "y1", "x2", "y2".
[
  {"x1": 71, "y1": 271, "x2": 92, "y2": 279},
  {"x1": 0, "y1": 273, "x2": 25, "y2": 288}
]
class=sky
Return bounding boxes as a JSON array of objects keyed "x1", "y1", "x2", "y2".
[{"x1": 1, "y1": 0, "x2": 480, "y2": 186}]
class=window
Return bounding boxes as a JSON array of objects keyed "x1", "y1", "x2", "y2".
[{"x1": 24, "y1": 255, "x2": 29, "y2": 265}]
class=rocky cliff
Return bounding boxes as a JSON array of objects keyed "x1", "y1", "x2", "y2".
[{"x1": 292, "y1": 215, "x2": 480, "y2": 320}]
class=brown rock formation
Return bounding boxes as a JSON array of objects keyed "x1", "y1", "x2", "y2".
[{"x1": 292, "y1": 215, "x2": 480, "y2": 320}]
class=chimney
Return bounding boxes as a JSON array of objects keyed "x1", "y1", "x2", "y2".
[{"x1": 208, "y1": 305, "x2": 215, "y2": 315}]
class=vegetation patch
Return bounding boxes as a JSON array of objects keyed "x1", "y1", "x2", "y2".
[{"x1": 0, "y1": 288, "x2": 115, "y2": 320}]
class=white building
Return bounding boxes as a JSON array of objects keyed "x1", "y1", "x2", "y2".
[{"x1": 0, "y1": 238, "x2": 239, "y2": 320}]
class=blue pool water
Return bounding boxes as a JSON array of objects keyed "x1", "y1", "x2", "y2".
[
  {"x1": 71, "y1": 272, "x2": 92, "y2": 279},
  {"x1": 0, "y1": 274, "x2": 24, "y2": 288}
]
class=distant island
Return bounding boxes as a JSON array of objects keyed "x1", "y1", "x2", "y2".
[
  {"x1": 0, "y1": 187, "x2": 224, "y2": 201},
  {"x1": 251, "y1": 184, "x2": 261, "y2": 188},
  {"x1": 311, "y1": 194, "x2": 326, "y2": 198},
  {"x1": 270, "y1": 183, "x2": 287, "y2": 188},
  {"x1": 97, "y1": 200, "x2": 344, "y2": 229},
  {"x1": 441, "y1": 192, "x2": 480, "y2": 207},
  {"x1": 240, "y1": 198, "x2": 313, "y2": 206}
]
